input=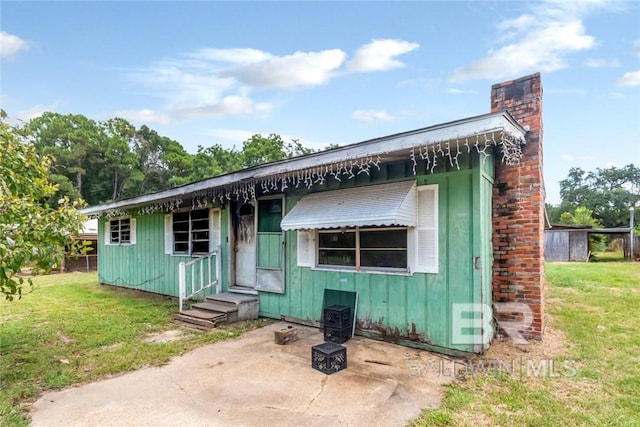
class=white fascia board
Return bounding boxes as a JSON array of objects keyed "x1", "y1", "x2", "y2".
[{"x1": 81, "y1": 111, "x2": 525, "y2": 215}]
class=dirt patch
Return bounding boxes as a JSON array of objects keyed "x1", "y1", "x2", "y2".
[
  {"x1": 483, "y1": 313, "x2": 569, "y2": 361},
  {"x1": 143, "y1": 329, "x2": 185, "y2": 344},
  {"x1": 57, "y1": 331, "x2": 75, "y2": 344}
]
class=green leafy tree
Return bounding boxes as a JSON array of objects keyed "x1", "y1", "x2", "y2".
[
  {"x1": 559, "y1": 206, "x2": 603, "y2": 228},
  {"x1": 0, "y1": 111, "x2": 86, "y2": 300},
  {"x1": 189, "y1": 144, "x2": 241, "y2": 182},
  {"x1": 239, "y1": 134, "x2": 314, "y2": 169},
  {"x1": 559, "y1": 165, "x2": 640, "y2": 227},
  {"x1": 98, "y1": 118, "x2": 141, "y2": 201},
  {"x1": 559, "y1": 206, "x2": 606, "y2": 251},
  {"x1": 26, "y1": 111, "x2": 320, "y2": 203},
  {"x1": 131, "y1": 125, "x2": 193, "y2": 192},
  {"x1": 26, "y1": 112, "x2": 102, "y2": 202}
]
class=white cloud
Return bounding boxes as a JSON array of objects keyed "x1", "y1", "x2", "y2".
[
  {"x1": 605, "y1": 161, "x2": 616, "y2": 168},
  {"x1": 116, "y1": 109, "x2": 173, "y2": 125},
  {"x1": 585, "y1": 58, "x2": 619, "y2": 68},
  {"x1": 616, "y1": 70, "x2": 640, "y2": 87},
  {"x1": 346, "y1": 39, "x2": 419, "y2": 73},
  {"x1": 0, "y1": 31, "x2": 28, "y2": 59},
  {"x1": 443, "y1": 88, "x2": 478, "y2": 95},
  {"x1": 187, "y1": 48, "x2": 272, "y2": 64},
  {"x1": 351, "y1": 109, "x2": 397, "y2": 123},
  {"x1": 172, "y1": 96, "x2": 272, "y2": 120},
  {"x1": 615, "y1": 40, "x2": 640, "y2": 87},
  {"x1": 450, "y1": 0, "x2": 612, "y2": 82},
  {"x1": 117, "y1": 96, "x2": 272, "y2": 125},
  {"x1": 451, "y1": 19, "x2": 595, "y2": 81},
  {"x1": 126, "y1": 40, "x2": 418, "y2": 124},
  {"x1": 534, "y1": 0, "x2": 624, "y2": 19},
  {"x1": 222, "y1": 49, "x2": 347, "y2": 89},
  {"x1": 498, "y1": 14, "x2": 536, "y2": 31},
  {"x1": 129, "y1": 61, "x2": 237, "y2": 106}
]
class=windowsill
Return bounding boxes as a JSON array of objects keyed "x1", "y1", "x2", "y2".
[
  {"x1": 310, "y1": 265, "x2": 414, "y2": 276},
  {"x1": 170, "y1": 252, "x2": 211, "y2": 257}
]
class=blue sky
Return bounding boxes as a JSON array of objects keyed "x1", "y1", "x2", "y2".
[{"x1": 1, "y1": 1, "x2": 639, "y2": 204}]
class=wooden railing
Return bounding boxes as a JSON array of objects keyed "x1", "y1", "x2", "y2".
[{"x1": 178, "y1": 247, "x2": 221, "y2": 312}]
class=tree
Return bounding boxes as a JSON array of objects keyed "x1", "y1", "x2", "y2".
[
  {"x1": 239, "y1": 134, "x2": 314, "y2": 169},
  {"x1": 558, "y1": 165, "x2": 640, "y2": 227},
  {"x1": 558, "y1": 206, "x2": 605, "y2": 252},
  {"x1": 131, "y1": 125, "x2": 192, "y2": 193},
  {"x1": 99, "y1": 118, "x2": 141, "y2": 201},
  {"x1": 558, "y1": 206, "x2": 603, "y2": 228},
  {"x1": 189, "y1": 144, "x2": 241, "y2": 182},
  {"x1": 26, "y1": 111, "x2": 321, "y2": 203},
  {"x1": 27, "y1": 112, "x2": 102, "y2": 202},
  {"x1": 0, "y1": 111, "x2": 87, "y2": 300}
]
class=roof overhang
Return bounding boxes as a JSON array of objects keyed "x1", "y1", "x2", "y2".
[
  {"x1": 281, "y1": 180, "x2": 417, "y2": 230},
  {"x1": 82, "y1": 110, "x2": 525, "y2": 216}
]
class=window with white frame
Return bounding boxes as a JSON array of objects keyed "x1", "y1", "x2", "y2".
[
  {"x1": 295, "y1": 183, "x2": 438, "y2": 274},
  {"x1": 106, "y1": 217, "x2": 136, "y2": 245},
  {"x1": 165, "y1": 208, "x2": 220, "y2": 256}
]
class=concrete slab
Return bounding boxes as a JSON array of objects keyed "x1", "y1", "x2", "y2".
[{"x1": 31, "y1": 322, "x2": 451, "y2": 427}]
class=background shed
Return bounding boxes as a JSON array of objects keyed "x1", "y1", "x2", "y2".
[
  {"x1": 545, "y1": 224, "x2": 635, "y2": 262},
  {"x1": 545, "y1": 225, "x2": 590, "y2": 262}
]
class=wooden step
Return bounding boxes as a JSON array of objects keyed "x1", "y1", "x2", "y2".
[
  {"x1": 172, "y1": 319, "x2": 214, "y2": 331},
  {"x1": 192, "y1": 301, "x2": 238, "y2": 313},
  {"x1": 172, "y1": 309, "x2": 227, "y2": 330},
  {"x1": 182, "y1": 308, "x2": 227, "y2": 320}
]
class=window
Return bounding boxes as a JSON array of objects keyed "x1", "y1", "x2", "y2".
[
  {"x1": 171, "y1": 209, "x2": 209, "y2": 254},
  {"x1": 295, "y1": 183, "x2": 438, "y2": 274},
  {"x1": 105, "y1": 217, "x2": 136, "y2": 245},
  {"x1": 165, "y1": 208, "x2": 220, "y2": 256},
  {"x1": 317, "y1": 227, "x2": 408, "y2": 271}
]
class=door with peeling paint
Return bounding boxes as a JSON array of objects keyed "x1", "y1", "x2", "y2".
[{"x1": 232, "y1": 202, "x2": 257, "y2": 288}]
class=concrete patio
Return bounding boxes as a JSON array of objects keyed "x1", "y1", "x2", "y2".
[{"x1": 31, "y1": 322, "x2": 451, "y2": 426}]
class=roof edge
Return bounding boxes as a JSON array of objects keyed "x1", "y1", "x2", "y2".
[{"x1": 82, "y1": 110, "x2": 525, "y2": 215}]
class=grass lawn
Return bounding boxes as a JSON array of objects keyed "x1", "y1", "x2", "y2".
[
  {"x1": 412, "y1": 261, "x2": 640, "y2": 426},
  {"x1": 0, "y1": 273, "x2": 267, "y2": 426}
]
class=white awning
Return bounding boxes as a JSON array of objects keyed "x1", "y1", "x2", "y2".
[{"x1": 281, "y1": 180, "x2": 416, "y2": 230}]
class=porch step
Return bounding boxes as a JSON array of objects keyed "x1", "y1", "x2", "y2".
[
  {"x1": 192, "y1": 301, "x2": 238, "y2": 314},
  {"x1": 172, "y1": 309, "x2": 227, "y2": 330},
  {"x1": 173, "y1": 293, "x2": 259, "y2": 330},
  {"x1": 206, "y1": 292, "x2": 259, "y2": 305},
  {"x1": 204, "y1": 293, "x2": 259, "y2": 322}
]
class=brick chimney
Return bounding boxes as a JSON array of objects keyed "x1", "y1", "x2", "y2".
[{"x1": 491, "y1": 73, "x2": 545, "y2": 340}]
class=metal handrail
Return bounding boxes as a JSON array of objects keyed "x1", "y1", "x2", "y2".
[{"x1": 178, "y1": 246, "x2": 221, "y2": 312}]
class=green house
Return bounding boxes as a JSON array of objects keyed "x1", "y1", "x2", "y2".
[{"x1": 83, "y1": 74, "x2": 545, "y2": 356}]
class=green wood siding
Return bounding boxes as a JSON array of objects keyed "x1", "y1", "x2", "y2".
[
  {"x1": 258, "y1": 152, "x2": 493, "y2": 353},
  {"x1": 97, "y1": 152, "x2": 494, "y2": 354},
  {"x1": 98, "y1": 211, "x2": 230, "y2": 298}
]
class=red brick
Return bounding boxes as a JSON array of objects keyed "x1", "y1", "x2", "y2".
[{"x1": 491, "y1": 73, "x2": 544, "y2": 340}]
